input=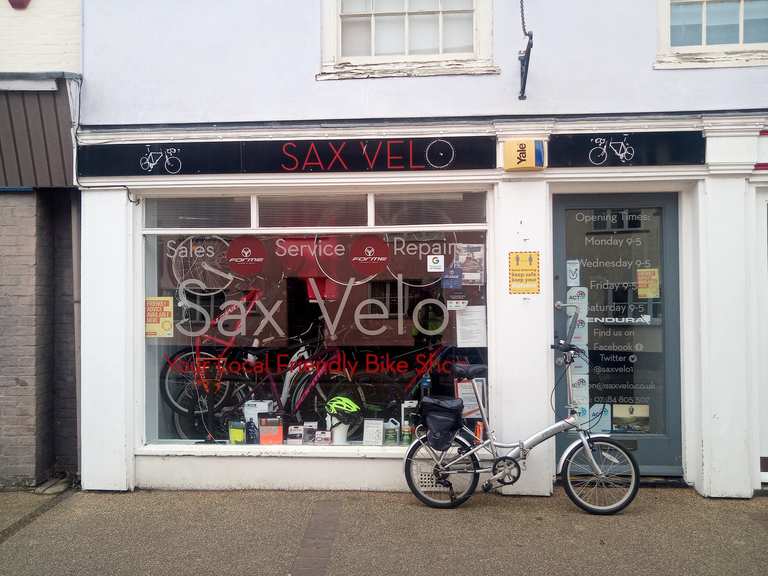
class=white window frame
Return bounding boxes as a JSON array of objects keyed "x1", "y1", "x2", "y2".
[
  {"x1": 318, "y1": 0, "x2": 498, "y2": 80},
  {"x1": 138, "y1": 187, "x2": 492, "y2": 449},
  {"x1": 656, "y1": 0, "x2": 768, "y2": 68}
]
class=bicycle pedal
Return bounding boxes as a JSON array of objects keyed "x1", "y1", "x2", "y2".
[{"x1": 481, "y1": 481, "x2": 493, "y2": 493}]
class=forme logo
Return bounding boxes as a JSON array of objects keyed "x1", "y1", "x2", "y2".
[
  {"x1": 350, "y1": 236, "x2": 390, "y2": 276},
  {"x1": 226, "y1": 237, "x2": 266, "y2": 274}
]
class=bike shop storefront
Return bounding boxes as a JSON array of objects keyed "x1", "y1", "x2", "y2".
[
  {"x1": 77, "y1": 134, "x2": 501, "y2": 490},
  {"x1": 76, "y1": 120, "x2": 764, "y2": 496}
]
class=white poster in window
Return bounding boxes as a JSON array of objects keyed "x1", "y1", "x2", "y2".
[
  {"x1": 566, "y1": 260, "x2": 580, "y2": 287},
  {"x1": 566, "y1": 287, "x2": 589, "y2": 317},
  {"x1": 455, "y1": 378, "x2": 485, "y2": 418},
  {"x1": 453, "y1": 244, "x2": 485, "y2": 286},
  {"x1": 572, "y1": 376, "x2": 590, "y2": 427},
  {"x1": 456, "y1": 306, "x2": 487, "y2": 347},
  {"x1": 588, "y1": 403, "x2": 612, "y2": 433}
]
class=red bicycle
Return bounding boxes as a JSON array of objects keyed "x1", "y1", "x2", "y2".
[{"x1": 161, "y1": 262, "x2": 361, "y2": 439}]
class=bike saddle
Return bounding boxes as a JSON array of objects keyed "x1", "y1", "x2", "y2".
[{"x1": 452, "y1": 364, "x2": 487, "y2": 379}]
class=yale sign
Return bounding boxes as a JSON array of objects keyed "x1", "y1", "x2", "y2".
[{"x1": 503, "y1": 139, "x2": 547, "y2": 171}]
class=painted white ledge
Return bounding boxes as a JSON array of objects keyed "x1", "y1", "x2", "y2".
[{"x1": 137, "y1": 442, "x2": 409, "y2": 459}]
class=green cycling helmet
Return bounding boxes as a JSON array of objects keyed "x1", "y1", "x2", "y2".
[
  {"x1": 326, "y1": 395, "x2": 361, "y2": 415},
  {"x1": 326, "y1": 395, "x2": 362, "y2": 426}
]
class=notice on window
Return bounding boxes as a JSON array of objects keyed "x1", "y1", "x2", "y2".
[
  {"x1": 455, "y1": 378, "x2": 485, "y2": 418},
  {"x1": 636, "y1": 268, "x2": 660, "y2": 299},
  {"x1": 454, "y1": 244, "x2": 485, "y2": 285},
  {"x1": 145, "y1": 297, "x2": 174, "y2": 338},
  {"x1": 566, "y1": 259, "x2": 580, "y2": 287},
  {"x1": 508, "y1": 251, "x2": 540, "y2": 294},
  {"x1": 456, "y1": 306, "x2": 487, "y2": 347}
]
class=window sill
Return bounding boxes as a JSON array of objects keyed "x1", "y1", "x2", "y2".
[
  {"x1": 655, "y1": 49, "x2": 768, "y2": 69},
  {"x1": 317, "y1": 59, "x2": 500, "y2": 80},
  {"x1": 138, "y1": 442, "x2": 409, "y2": 459}
]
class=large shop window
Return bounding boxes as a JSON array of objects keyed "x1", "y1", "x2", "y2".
[{"x1": 143, "y1": 193, "x2": 488, "y2": 448}]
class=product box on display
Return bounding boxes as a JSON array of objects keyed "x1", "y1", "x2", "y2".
[
  {"x1": 244, "y1": 400, "x2": 275, "y2": 427},
  {"x1": 286, "y1": 425, "x2": 304, "y2": 445},
  {"x1": 363, "y1": 419, "x2": 384, "y2": 446},
  {"x1": 401, "y1": 401, "x2": 419, "y2": 429},
  {"x1": 258, "y1": 414, "x2": 283, "y2": 445},
  {"x1": 302, "y1": 422, "x2": 318, "y2": 444},
  {"x1": 314, "y1": 430, "x2": 332, "y2": 445}
]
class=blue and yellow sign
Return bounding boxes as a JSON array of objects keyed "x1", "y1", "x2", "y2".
[{"x1": 503, "y1": 139, "x2": 547, "y2": 171}]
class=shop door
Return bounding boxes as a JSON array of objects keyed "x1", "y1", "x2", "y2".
[{"x1": 553, "y1": 194, "x2": 682, "y2": 475}]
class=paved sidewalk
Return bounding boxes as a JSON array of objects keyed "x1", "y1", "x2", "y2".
[
  {"x1": 0, "y1": 487, "x2": 766, "y2": 576},
  {"x1": 0, "y1": 491, "x2": 55, "y2": 533}
]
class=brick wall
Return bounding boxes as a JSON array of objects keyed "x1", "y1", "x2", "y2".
[{"x1": 0, "y1": 191, "x2": 77, "y2": 486}]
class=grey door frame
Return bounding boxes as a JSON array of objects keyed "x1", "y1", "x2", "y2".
[{"x1": 553, "y1": 193, "x2": 682, "y2": 476}]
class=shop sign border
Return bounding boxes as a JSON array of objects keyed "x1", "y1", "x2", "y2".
[
  {"x1": 548, "y1": 131, "x2": 705, "y2": 168},
  {"x1": 77, "y1": 136, "x2": 497, "y2": 177}
]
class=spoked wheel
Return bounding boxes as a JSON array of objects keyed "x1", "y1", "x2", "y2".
[
  {"x1": 172, "y1": 386, "x2": 247, "y2": 440},
  {"x1": 561, "y1": 438, "x2": 639, "y2": 515},
  {"x1": 160, "y1": 350, "x2": 232, "y2": 416},
  {"x1": 172, "y1": 404, "x2": 228, "y2": 440},
  {"x1": 404, "y1": 435, "x2": 479, "y2": 509}
]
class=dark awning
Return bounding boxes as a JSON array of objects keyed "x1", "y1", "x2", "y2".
[{"x1": 0, "y1": 77, "x2": 75, "y2": 188}]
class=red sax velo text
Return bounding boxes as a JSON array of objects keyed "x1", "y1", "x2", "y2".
[{"x1": 280, "y1": 140, "x2": 427, "y2": 172}]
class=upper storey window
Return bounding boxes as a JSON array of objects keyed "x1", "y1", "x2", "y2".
[
  {"x1": 658, "y1": 0, "x2": 768, "y2": 67},
  {"x1": 319, "y1": 0, "x2": 498, "y2": 79}
]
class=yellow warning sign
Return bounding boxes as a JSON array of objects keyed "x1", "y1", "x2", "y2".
[
  {"x1": 145, "y1": 297, "x2": 174, "y2": 338},
  {"x1": 508, "y1": 251, "x2": 540, "y2": 294}
]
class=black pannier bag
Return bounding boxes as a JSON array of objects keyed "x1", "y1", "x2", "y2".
[{"x1": 421, "y1": 396, "x2": 464, "y2": 451}]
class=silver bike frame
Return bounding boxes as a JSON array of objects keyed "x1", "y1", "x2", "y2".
[{"x1": 429, "y1": 303, "x2": 604, "y2": 484}]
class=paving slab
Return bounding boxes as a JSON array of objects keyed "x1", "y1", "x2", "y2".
[
  {"x1": 0, "y1": 487, "x2": 765, "y2": 576},
  {"x1": 0, "y1": 491, "x2": 54, "y2": 533}
]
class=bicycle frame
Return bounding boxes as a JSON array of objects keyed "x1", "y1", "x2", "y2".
[{"x1": 420, "y1": 304, "x2": 605, "y2": 482}]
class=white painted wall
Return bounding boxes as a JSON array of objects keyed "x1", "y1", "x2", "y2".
[
  {"x1": 757, "y1": 187, "x2": 768, "y2": 482},
  {"x1": 80, "y1": 189, "x2": 133, "y2": 490},
  {"x1": 491, "y1": 180, "x2": 555, "y2": 495},
  {"x1": 80, "y1": 0, "x2": 768, "y2": 126},
  {"x1": 0, "y1": 0, "x2": 80, "y2": 74}
]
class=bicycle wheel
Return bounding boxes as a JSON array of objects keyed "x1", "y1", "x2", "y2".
[
  {"x1": 171, "y1": 236, "x2": 232, "y2": 296},
  {"x1": 172, "y1": 403, "x2": 228, "y2": 440},
  {"x1": 561, "y1": 438, "x2": 639, "y2": 515},
  {"x1": 173, "y1": 385, "x2": 246, "y2": 440},
  {"x1": 160, "y1": 349, "x2": 232, "y2": 415},
  {"x1": 404, "y1": 434, "x2": 479, "y2": 509}
]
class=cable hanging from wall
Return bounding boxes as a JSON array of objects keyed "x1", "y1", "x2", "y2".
[{"x1": 518, "y1": 0, "x2": 533, "y2": 100}]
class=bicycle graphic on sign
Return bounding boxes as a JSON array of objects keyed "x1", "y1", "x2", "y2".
[
  {"x1": 588, "y1": 135, "x2": 635, "y2": 166},
  {"x1": 139, "y1": 145, "x2": 183, "y2": 174}
]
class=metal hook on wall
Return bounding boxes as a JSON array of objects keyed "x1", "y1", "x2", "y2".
[{"x1": 518, "y1": 0, "x2": 533, "y2": 100}]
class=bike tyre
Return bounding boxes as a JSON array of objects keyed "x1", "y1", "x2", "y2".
[
  {"x1": 561, "y1": 438, "x2": 639, "y2": 515},
  {"x1": 404, "y1": 434, "x2": 479, "y2": 509},
  {"x1": 160, "y1": 349, "x2": 233, "y2": 416}
]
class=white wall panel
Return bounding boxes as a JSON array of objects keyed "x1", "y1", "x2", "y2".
[
  {"x1": 80, "y1": 189, "x2": 133, "y2": 490},
  {"x1": 81, "y1": 0, "x2": 768, "y2": 126}
]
